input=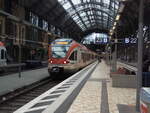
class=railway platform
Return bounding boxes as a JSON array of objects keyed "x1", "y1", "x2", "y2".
[
  {"x1": 14, "y1": 60, "x2": 139, "y2": 113},
  {"x1": 0, "y1": 67, "x2": 49, "y2": 96},
  {"x1": 67, "y1": 60, "x2": 138, "y2": 113}
]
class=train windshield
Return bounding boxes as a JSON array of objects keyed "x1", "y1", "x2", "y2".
[{"x1": 52, "y1": 46, "x2": 70, "y2": 58}]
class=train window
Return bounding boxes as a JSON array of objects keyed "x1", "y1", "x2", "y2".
[
  {"x1": 69, "y1": 52, "x2": 74, "y2": 60},
  {"x1": 52, "y1": 46, "x2": 69, "y2": 58},
  {"x1": 69, "y1": 51, "x2": 77, "y2": 61},
  {"x1": 1, "y1": 49, "x2": 4, "y2": 59},
  {"x1": 75, "y1": 51, "x2": 77, "y2": 60},
  {"x1": 82, "y1": 53, "x2": 86, "y2": 62}
]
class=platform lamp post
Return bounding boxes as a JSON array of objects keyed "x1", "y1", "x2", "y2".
[
  {"x1": 136, "y1": 0, "x2": 144, "y2": 111},
  {"x1": 114, "y1": 32, "x2": 118, "y2": 72},
  {"x1": 110, "y1": 30, "x2": 118, "y2": 72},
  {"x1": 18, "y1": 20, "x2": 23, "y2": 78}
]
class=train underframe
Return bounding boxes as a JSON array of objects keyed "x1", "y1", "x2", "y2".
[{"x1": 48, "y1": 65, "x2": 80, "y2": 79}]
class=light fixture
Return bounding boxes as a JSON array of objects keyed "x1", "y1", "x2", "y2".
[
  {"x1": 110, "y1": 29, "x2": 113, "y2": 33},
  {"x1": 116, "y1": 15, "x2": 120, "y2": 21},
  {"x1": 109, "y1": 32, "x2": 113, "y2": 36}
]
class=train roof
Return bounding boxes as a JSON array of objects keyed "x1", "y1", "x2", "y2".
[
  {"x1": 51, "y1": 38, "x2": 98, "y2": 55},
  {"x1": 54, "y1": 38, "x2": 73, "y2": 42},
  {"x1": 51, "y1": 38, "x2": 73, "y2": 45}
]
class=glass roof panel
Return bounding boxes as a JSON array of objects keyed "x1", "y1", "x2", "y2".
[
  {"x1": 103, "y1": 0, "x2": 110, "y2": 5},
  {"x1": 72, "y1": 0, "x2": 80, "y2": 5},
  {"x1": 80, "y1": 12, "x2": 86, "y2": 17},
  {"x1": 63, "y1": 2, "x2": 71, "y2": 9},
  {"x1": 58, "y1": 0, "x2": 119, "y2": 31},
  {"x1": 82, "y1": 18, "x2": 88, "y2": 22},
  {"x1": 73, "y1": 16, "x2": 79, "y2": 20}
]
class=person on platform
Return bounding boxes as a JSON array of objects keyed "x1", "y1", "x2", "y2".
[{"x1": 142, "y1": 54, "x2": 150, "y2": 87}]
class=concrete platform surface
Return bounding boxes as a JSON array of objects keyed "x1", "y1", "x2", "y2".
[
  {"x1": 67, "y1": 60, "x2": 139, "y2": 113},
  {"x1": 0, "y1": 67, "x2": 49, "y2": 96}
]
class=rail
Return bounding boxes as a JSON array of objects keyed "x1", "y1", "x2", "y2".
[{"x1": 14, "y1": 61, "x2": 98, "y2": 113}]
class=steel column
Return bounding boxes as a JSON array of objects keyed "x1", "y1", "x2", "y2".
[{"x1": 136, "y1": 0, "x2": 144, "y2": 111}]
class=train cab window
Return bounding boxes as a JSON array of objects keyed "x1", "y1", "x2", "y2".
[
  {"x1": 52, "y1": 46, "x2": 69, "y2": 58},
  {"x1": 1, "y1": 49, "x2": 4, "y2": 59},
  {"x1": 69, "y1": 51, "x2": 77, "y2": 61}
]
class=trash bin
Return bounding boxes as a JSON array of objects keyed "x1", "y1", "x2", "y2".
[{"x1": 140, "y1": 88, "x2": 150, "y2": 113}]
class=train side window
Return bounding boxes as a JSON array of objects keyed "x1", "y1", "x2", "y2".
[
  {"x1": 74, "y1": 51, "x2": 77, "y2": 60},
  {"x1": 69, "y1": 51, "x2": 75, "y2": 60},
  {"x1": 82, "y1": 53, "x2": 86, "y2": 62},
  {"x1": 1, "y1": 49, "x2": 4, "y2": 59},
  {"x1": 69, "y1": 51, "x2": 77, "y2": 61}
]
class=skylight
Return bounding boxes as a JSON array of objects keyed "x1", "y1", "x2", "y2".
[{"x1": 58, "y1": 0, "x2": 119, "y2": 31}]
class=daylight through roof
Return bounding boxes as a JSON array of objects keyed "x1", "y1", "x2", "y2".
[{"x1": 58, "y1": 0, "x2": 119, "y2": 32}]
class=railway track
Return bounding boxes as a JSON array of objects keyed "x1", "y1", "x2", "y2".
[{"x1": 0, "y1": 77, "x2": 61, "y2": 113}]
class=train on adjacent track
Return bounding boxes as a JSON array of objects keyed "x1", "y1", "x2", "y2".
[
  {"x1": 48, "y1": 38, "x2": 100, "y2": 79},
  {"x1": 0, "y1": 42, "x2": 7, "y2": 68}
]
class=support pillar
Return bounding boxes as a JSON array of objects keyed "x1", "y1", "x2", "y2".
[{"x1": 136, "y1": 0, "x2": 144, "y2": 111}]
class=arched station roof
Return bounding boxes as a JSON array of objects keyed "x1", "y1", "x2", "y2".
[
  {"x1": 19, "y1": 0, "x2": 120, "y2": 37},
  {"x1": 58, "y1": 0, "x2": 119, "y2": 32}
]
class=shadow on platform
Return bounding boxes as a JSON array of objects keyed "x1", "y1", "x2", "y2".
[{"x1": 117, "y1": 104, "x2": 139, "y2": 113}]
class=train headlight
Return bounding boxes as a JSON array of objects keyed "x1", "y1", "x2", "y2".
[
  {"x1": 63, "y1": 60, "x2": 69, "y2": 64},
  {"x1": 48, "y1": 59, "x2": 53, "y2": 64}
]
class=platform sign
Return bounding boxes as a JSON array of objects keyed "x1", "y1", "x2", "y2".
[
  {"x1": 130, "y1": 38, "x2": 137, "y2": 44},
  {"x1": 124, "y1": 38, "x2": 137, "y2": 44},
  {"x1": 125, "y1": 38, "x2": 130, "y2": 44},
  {"x1": 103, "y1": 38, "x2": 108, "y2": 43},
  {"x1": 95, "y1": 38, "x2": 108, "y2": 44}
]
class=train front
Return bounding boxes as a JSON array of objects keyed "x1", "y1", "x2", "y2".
[
  {"x1": 0, "y1": 42, "x2": 7, "y2": 67},
  {"x1": 48, "y1": 39, "x2": 72, "y2": 78}
]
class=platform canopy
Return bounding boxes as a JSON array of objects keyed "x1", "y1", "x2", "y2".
[{"x1": 58, "y1": 0, "x2": 119, "y2": 32}]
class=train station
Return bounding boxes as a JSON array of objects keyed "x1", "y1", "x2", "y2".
[{"x1": 0, "y1": 0, "x2": 149, "y2": 113}]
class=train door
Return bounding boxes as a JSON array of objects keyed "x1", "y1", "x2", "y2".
[
  {"x1": 0, "y1": 47, "x2": 7, "y2": 66},
  {"x1": 68, "y1": 49, "x2": 78, "y2": 65}
]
